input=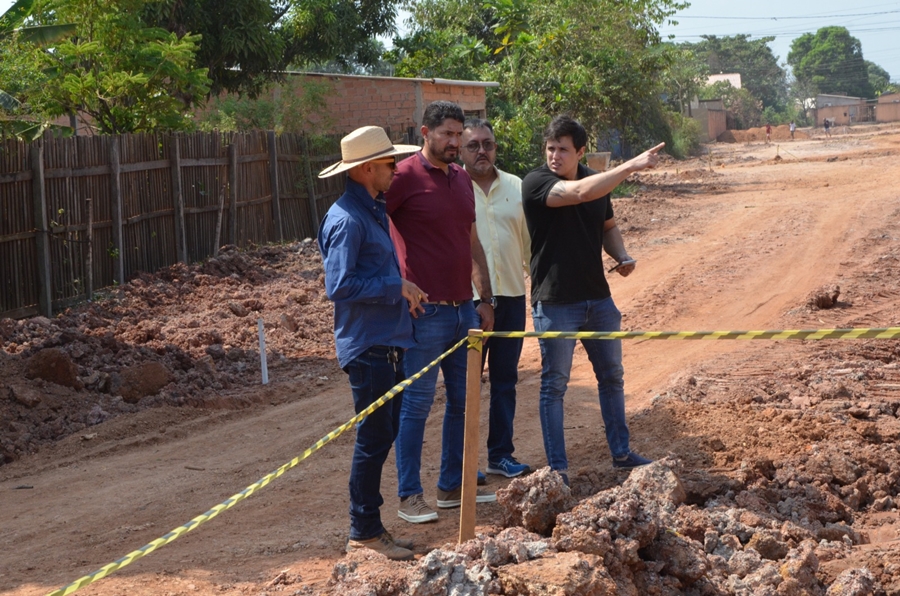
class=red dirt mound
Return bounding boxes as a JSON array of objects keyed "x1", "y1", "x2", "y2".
[{"x1": 718, "y1": 125, "x2": 809, "y2": 143}]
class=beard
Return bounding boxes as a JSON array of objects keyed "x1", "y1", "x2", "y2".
[{"x1": 426, "y1": 136, "x2": 458, "y2": 164}]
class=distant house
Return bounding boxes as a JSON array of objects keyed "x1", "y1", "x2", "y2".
[
  {"x1": 687, "y1": 74, "x2": 739, "y2": 142},
  {"x1": 815, "y1": 94, "x2": 870, "y2": 126},
  {"x1": 707, "y1": 73, "x2": 742, "y2": 89},
  {"x1": 876, "y1": 92, "x2": 900, "y2": 123},
  {"x1": 689, "y1": 98, "x2": 727, "y2": 142}
]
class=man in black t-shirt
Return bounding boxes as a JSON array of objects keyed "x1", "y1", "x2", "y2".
[{"x1": 522, "y1": 115, "x2": 663, "y2": 482}]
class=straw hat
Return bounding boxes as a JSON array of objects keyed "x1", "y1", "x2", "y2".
[{"x1": 318, "y1": 126, "x2": 420, "y2": 178}]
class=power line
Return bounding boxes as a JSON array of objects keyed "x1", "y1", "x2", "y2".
[{"x1": 675, "y1": 10, "x2": 900, "y2": 20}]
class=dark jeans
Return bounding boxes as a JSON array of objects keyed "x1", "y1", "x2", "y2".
[
  {"x1": 395, "y1": 301, "x2": 478, "y2": 497},
  {"x1": 344, "y1": 345, "x2": 405, "y2": 540},
  {"x1": 531, "y1": 297, "x2": 631, "y2": 471},
  {"x1": 477, "y1": 295, "x2": 526, "y2": 464}
]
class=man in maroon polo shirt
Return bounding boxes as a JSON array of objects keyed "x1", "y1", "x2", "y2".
[{"x1": 386, "y1": 101, "x2": 496, "y2": 523}]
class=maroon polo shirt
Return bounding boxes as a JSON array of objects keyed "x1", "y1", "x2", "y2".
[{"x1": 385, "y1": 152, "x2": 476, "y2": 301}]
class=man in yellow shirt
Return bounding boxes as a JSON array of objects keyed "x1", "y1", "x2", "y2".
[{"x1": 460, "y1": 118, "x2": 531, "y2": 478}]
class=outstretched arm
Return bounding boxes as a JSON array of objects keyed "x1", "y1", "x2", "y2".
[{"x1": 547, "y1": 142, "x2": 665, "y2": 207}]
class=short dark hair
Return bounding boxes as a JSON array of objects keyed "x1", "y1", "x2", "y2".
[
  {"x1": 544, "y1": 115, "x2": 587, "y2": 151},
  {"x1": 463, "y1": 118, "x2": 494, "y2": 135},
  {"x1": 423, "y1": 101, "x2": 464, "y2": 130}
]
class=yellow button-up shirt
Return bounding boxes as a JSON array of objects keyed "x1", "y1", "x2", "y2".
[{"x1": 468, "y1": 167, "x2": 530, "y2": 299}]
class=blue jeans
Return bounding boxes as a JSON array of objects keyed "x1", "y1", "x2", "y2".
[
  {"x1": 396, "y1": 301, "x2": 478, "y2": 497},
  {"x1": 344, "y1": 346, "x2": 405, "y2": 540},
  {"x1": 532, "y1": 297, "x2": 631, "y2": 471},
  {"x1": 477, "y1": 295, "x2": 526, "y2": 464}
]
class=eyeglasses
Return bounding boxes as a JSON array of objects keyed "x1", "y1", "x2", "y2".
[{"x1": 464, "y1": 140, "x2": 496, "y2": 153}]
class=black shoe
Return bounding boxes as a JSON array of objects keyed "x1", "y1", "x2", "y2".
[{"x1": 612, "y1": 452, "x2": 653, "y2": 469}]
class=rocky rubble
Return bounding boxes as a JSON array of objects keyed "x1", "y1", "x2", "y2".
[
  {"x1": 0, "y1": 241, "x2": 339, "y2": 464},
  {"x1": 324, "y1": 458, "x2": 892, "y2": 595}
]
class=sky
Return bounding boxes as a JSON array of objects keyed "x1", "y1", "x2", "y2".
[{"x1": 658, "y1": 0, "x2": 900, "y2": 83}]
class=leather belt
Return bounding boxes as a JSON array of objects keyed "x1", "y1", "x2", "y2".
[{"x1": 431, "y1": 300, "x2": 465, "y2": 307}]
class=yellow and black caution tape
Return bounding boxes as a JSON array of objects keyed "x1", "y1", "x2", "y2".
[
  {"x1": 43, "y1": 326, "x2": 900, "y2": 595},
  {"x1": 480, "y1": 327, "x2": 900, "y2": 341},
  {"x1": 46, "y1": 338, "x2": 468, "y2": 596}
]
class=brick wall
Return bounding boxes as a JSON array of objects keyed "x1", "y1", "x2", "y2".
[{"x1": 291, "y1": 73, "x2": 490, "y2": 141}]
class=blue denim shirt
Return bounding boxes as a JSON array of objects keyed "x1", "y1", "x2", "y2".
[{"x1": 317, "y1": 179, "x2": 415, "y2": 368}]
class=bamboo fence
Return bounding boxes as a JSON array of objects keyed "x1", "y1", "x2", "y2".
[{"x1": 0, "y1": 130, "x2": 361, "y2": 319}]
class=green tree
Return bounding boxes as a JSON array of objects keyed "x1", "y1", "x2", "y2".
[
  {"x1": 0, "y1": 0, "x2": 76, "y2": 139},
  {"x1": 660, "y1": 43, "x2": 709, "y2": 116},
  {"x1": 866, "y1": 61, "x2": 897, "y2": 96},
  {"x1": 25, "y1": 0, "x2": 210, "y2": 134},
  {"x1": 141, "y1": 0, "x2": 289, "y2": 98},
  {"x1": 391, "y1": 0, "x2": 688, "y2": 171},
  {"x1": 688, "y1": 35, "x2": 788, "y2": 110},
  {"x1": 195, "y1": 76, "x2": 333, "y2": 133},
  {"x1": 788, "y1": 27, "x2": 873, "y2": 99},
  {"x1": 285, "y1": 0, "x2": 399, "y2": 70},
  {"x1": 699, "y1": 80, "x2": 762, "y2": 129}
]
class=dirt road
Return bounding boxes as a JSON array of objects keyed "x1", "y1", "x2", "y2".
[{"x1": 2, "y1": 126, "x2": 900, "y2": 595}]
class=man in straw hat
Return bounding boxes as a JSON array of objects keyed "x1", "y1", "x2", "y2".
[
  {"x1": 317, "y1": 125, "x2": 426, "y2": 560},
  {"x1": 385, "y1": 101, "x2": 497, "y2": 524}
]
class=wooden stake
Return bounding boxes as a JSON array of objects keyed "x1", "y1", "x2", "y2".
[{"x1": 459, "y1": 329, "x2": 483, "y2": 543}]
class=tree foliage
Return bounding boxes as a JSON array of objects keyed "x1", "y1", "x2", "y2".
[
  {"x1": 788, "y1": 27, "x2": 873, "y2": 99},
  {"x1": 142, "y1": 0, "x2": 404, "y2": 90},
  {"x1": 1, "y1": 0, "x2": 76, "y2": 138},
  {"x1": 390, "y1": 0, "x2": 688, "y2": 172},
  {"x1": 18, "y1": 0, "x2": 210, "y2": 134},
  {"x1": 699, "y1": 80, "x2": 762, "y2": 129},
  {"x1": 286, "y1": 0, "x2": 398, "y2": 70},
  {"x1": 660, "y1": 43, "x2": 708, "y2": 115},
  {"x1": 687, "y1": 34, "x2": 787, "y2": 110},
  {"x1": 142, "y1": 0, "x2": 289, "y2": 98},
  {"x1": 195, "y1": 76, "x2": 333, "y2": 133},
  {"x1": 866, "y1": 61, "x2": 897, "y2": 97}
]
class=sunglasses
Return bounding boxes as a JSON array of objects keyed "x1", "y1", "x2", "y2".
[{"x1": 371, "y1": 158, "x2": 397, "y2": 170}]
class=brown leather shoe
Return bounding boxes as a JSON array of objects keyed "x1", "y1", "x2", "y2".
[
  {"x1": 382, "y1": 530, "x2": 414, "y2": 550},
  {"x1": 346, "y1": 532, "x2": 414, "y2": 561}
]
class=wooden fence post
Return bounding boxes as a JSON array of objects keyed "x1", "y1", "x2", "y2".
[
  {"x1": 85, "y1": 198, "x2": 93, "y2": 302},
  {"x1": 31, "y1": 142, "x2": 52, "y2": 318},
  {"x1": 228, "y1": 141, "x2": 238, "y2": 246},
  {"x1": 267, "y1": 130, "x2": 283, "y2": 243},
  {"x1": 170, "y1": 134, "x2": 188, "y2": 264},
  {"x1": 300, "y1": 135, "x2": 319, "y2": 235},
  {"x1": 109, "y1": 136, "x2": 125, "y2": 286}
]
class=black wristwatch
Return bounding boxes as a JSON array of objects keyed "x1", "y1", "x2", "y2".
[{"x1": 487, "y1": 296, "x2": 498, "y2": 308}]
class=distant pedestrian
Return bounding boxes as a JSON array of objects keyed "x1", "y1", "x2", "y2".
[
  {"x1": 823, "y1": 118, "x2": 832, "y2": 138},
  {"x1": 460, "y1": 118, "x2": 532, "y2": 480},
  {"x1": 765, "y1": 123, "x2": 772, "y2": 143},
  {"x1": 789, "y1": 121, "x2": 796, "y2": 141},
  {"x1": 318, "y1": 126, "x2": 424, "y2": 560}
]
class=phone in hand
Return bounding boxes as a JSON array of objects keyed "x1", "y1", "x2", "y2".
[{"x1": 608, "y1": 259, "x2": 636, "y2": 273}]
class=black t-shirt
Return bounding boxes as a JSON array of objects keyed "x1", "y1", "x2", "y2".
[{"x1": 522, "y1": 163, "x2": 614, "y2": 303}]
